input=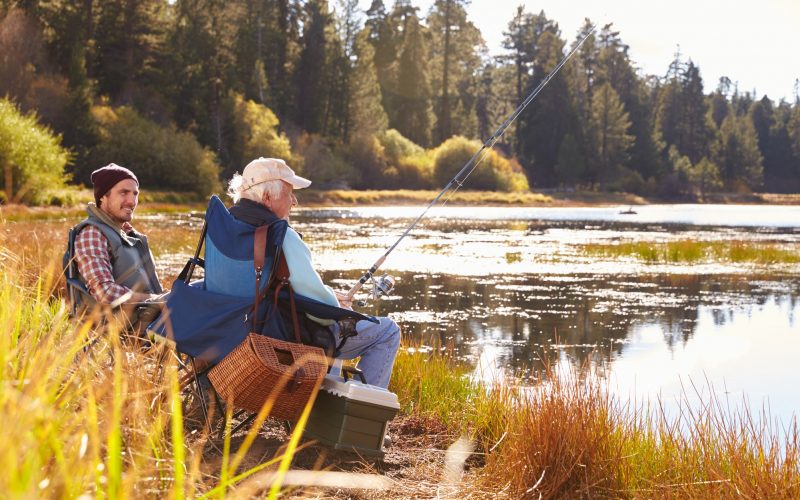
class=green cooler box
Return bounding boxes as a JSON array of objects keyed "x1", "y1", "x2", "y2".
[{"x1": 304, "y1": 367, "x2": 400, "y2": 457}]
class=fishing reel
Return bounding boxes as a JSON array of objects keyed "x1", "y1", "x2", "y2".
[{"x1": 356, "y1": 273, "x2": 396, "y2": 307}]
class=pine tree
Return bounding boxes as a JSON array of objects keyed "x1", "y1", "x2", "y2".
[
  {"x1": 378, "y1": 0, "x2": 421, "y2": 129},
  {"x1": 329, "y1": 0, "x2": 361, "y2": 141},
  {"x1": 393, "y1": 14, "x2": 432, "y2": 146},
  {"x1": 427, "y1": 0, "x2": 483, "y2": 144},
  {"x1": 749, "y1": 96, "x2": 773, "y2": 158},
  {"x1": 499, "y1": 7, "x2": 551, "y2": 155},
  {"x1": 165, "y1": 0, "x2": 239, "y2": 164},
  {"x1": 92, "y1": 0, "x2": 167, "y2": 104},
  {"x1": 763, "y1": 102, "x2": 800, "y2": 192},
  {"x1": 587, "y1": 82, "x2": 634, "y2": 186},
  {"x1": 681, "y1": 61, "x2": 713, "y2": 163},
  {"x1": 349, "y1": 28, "x2": 388, "y2": 136},
  {"x1": 714, "y1": 114, "x2": 764, "y2": 190},
  {"x1": 594, "y1": 23, "x2": 661, "y2": 182},
  {"x1": 294, "y1": 0, "x2": 331, "y2": 134},
  {"x1": 656, "y1": 56, "x2": 713, "y2": 165},
  {"x1": 570, "y1": 18, "x2": 598, "y2": 123},
  {"x1": 517, "y1": 27, "x2": 572, "y2": 187},
  {"x1": 708, "y1": 77, "x2": 733, "y2": 129},
  {"x1": 683, "y1": 157, "x2": 722, "y2": 200},
  {"x1": 262, "y1": 0, "x2": 300, "y2": 119},
  {"x1": 233, "y1": 0, "x2": 268, "y2": 104}
]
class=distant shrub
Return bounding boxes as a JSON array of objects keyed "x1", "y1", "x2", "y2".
[
  {"x1": 293, "y1": 133, "x2": 354, "y2": 187},
  {"x1": 433, "y1": 136, "x2": 528, "y2": 192},
  {"x1": 88, "y1": 106, "x2": 221, "y2": 196},
  {"x1": 347, "y1": 133, "x2": 389, "y2": 189},
  {"x1": 227, "y1": 93, "x2": 293, "y2": 175},
  {"x1": 375, "y1": 129, "x2": 434, "y2": 189},
  {"x1": 378, "y1": 129, "x2": 425, "y2": 165},
  {"x1": 394, "y1": 152, "x2": 435, "y2": 189},
  {"x1": 0, "y1": 97, "x2": 71, "y2": 204},
  {"x1": 495, "y1": 157, "x2": 530, "y2": 192},
  {"x1": 607, "y1": 167, "x2": 646, "y2": 194}
]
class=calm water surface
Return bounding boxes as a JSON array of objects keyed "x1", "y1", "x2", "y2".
[
  {"x1": 291, "y1": 204, "x2": 800, "y2": 424},
  {"x1": 134, "y1": 204, "x2": 799, "y2": 424}
]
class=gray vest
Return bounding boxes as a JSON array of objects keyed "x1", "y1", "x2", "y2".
[{"x1": 73, "y1": 204, "x2": 163, "y2": 298}]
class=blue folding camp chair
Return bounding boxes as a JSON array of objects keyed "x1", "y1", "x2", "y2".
[{"x1": 153, "y1": 196, "x2": 376, "y2": 434}]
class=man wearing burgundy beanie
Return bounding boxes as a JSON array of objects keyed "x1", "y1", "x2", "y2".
[{"x1": 71, "y1": 163, "x2": 165, "y2": 315}]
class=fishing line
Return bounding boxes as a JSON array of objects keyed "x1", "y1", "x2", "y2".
[{"x1": 346, "y1": 24, "x2": 597, "y2": 304}]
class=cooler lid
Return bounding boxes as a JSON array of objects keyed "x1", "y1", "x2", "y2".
[{"x1": 321, "y1": 374, "x2": 400, "y2": 409}]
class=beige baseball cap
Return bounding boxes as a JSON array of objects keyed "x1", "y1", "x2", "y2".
[{"x1": 241, "y1": 158, "x2": 311, "y2": 189}]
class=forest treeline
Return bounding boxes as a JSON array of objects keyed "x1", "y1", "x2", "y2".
[{"x1": 1, "y1": 0, "x2": 800, "y2": 204}]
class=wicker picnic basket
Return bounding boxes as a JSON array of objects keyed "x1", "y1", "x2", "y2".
[{"x1": 208, "y1": 332, "x2": 327, "y2": 420}]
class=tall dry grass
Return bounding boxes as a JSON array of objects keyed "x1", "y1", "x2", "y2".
[
  {"x1": 386, "y1": 338, "x2": 800, "y2": 497},
  {"x1": 0, "y1": 249, "x2": 197, "y2": 497},
  {"x1": 478, "y1": 361, "x2": 800, "y2": 498},
  {"x1": 0, "y1": 235, "x2": 331, "y2": 497}
]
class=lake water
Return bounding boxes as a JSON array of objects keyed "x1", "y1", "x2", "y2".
[
  {"x1": 287, "y1": 204, "x2": 800, "y2": 425},
  {"x1": 128, "y1": 203, "x2": 800, "y2": 425}
]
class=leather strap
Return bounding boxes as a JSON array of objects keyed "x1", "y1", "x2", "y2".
[
  {"x1": 287, "y1": 284, "x2": 302, "y2": 344},
  {"x1": 252, "y1": 225, "x2": 268, "y2": 330},
  {"x1": 275, "y1": 248, "x2": 290, "y2": 282},
  {"x1": 268, "y1": 251, "x2": 302, "y2": 344}
]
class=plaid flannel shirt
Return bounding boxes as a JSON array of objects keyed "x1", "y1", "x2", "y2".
[{"x1": 74, "y1": 223, "x2": 135, "y2": 303}]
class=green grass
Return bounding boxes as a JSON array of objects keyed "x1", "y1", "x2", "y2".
[{"x1": 583, "y1": 240, "x2": 800, "y2": 265}]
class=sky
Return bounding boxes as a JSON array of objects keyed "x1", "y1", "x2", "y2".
[{"x1": 360, "y1": 0, "x2": 800, "y2": 102}]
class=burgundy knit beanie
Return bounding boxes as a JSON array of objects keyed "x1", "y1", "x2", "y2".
[{"x1": 91, "y1": 164, "x2": 139, "y2": 206}]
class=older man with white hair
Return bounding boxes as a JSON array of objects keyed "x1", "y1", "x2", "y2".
[{"x1": 225, "y1": 157, "x2": 401, "y2": 389}]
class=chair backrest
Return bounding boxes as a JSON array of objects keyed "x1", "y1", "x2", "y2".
[
  {"x1": 63, "y1": 226, "x2": 93, "y2": 316},
  {"x1": 202, "y1": 196, "x2": 287, "y2": 298},
  {"x1": 156, "y1": 196, "x2": 379, "y2": 363}
]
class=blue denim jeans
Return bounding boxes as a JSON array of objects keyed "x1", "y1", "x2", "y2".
[{"x1": 331, "y1": 316, "x2": 401, "y2": 389}]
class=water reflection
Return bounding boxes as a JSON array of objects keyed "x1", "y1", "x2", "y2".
[
  {"x1": 609, "y1": 295, "x2": 800, "y2": 423},
  {"x1": 325, "y1": 271, "x2": 799, "y2": 379}
]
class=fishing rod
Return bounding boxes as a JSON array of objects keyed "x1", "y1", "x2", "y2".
[{"x1": 346, "y1": 25, "x2": 597, "y2": 306}]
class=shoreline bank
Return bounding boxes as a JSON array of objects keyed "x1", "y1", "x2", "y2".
[{"x1": 2, "y1": 190, "x2": 800, "y2": 221}]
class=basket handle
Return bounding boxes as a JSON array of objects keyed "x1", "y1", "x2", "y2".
[{"x1": 252, "y1": 335, "x2": 305, "y2": 394}]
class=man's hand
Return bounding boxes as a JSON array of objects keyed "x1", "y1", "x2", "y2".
[{"x1": 335, "y1": 291, "x2": 353, "y2": 310}]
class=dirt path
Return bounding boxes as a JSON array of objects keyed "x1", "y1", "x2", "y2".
[{"x1": 194, "y1": 415, "x2": 492, "y2": 498}]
